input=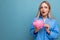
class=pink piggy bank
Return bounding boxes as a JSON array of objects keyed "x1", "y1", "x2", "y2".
[{"x1": 33, "y1": 20, "x2": 44, "y2": 29}]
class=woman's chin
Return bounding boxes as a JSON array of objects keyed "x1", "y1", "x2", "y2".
[{"x1": 42, "y1": 14, "x2": 47, "y2": 17}]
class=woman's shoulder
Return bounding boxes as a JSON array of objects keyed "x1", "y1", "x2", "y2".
[{"x1": 49, "y1": 18, "x2": 57, "y2": 23}]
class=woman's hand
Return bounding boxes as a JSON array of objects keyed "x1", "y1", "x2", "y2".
[
  {"x1": 44, "y1": 24, "x2": 50, "y2": 34},
  {"x1": 34, "y1": 27, "x2": 40, "y2": 33}
]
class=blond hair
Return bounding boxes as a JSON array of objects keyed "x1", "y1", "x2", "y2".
[{"x1": 36, "y1": 1, "x2": 53, "y2": 19}]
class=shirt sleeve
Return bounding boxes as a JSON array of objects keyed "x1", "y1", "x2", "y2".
[
  {"x1": 47, "y1": 20, "x2": 59, "y2": 39},
  {"x1": 30, "y1": 18, "x2": 38, "y2": 37}
]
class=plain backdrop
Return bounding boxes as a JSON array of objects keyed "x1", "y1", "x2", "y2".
[{"x1": 0, "y1": 0, "x2": 60, "y2": 40}]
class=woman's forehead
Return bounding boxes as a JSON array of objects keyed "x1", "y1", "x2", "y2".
[{"x1": 41, "y1": 3, "x2": 49, "y2": 7}]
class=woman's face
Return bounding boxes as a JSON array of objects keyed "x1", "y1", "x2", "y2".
[{"x1": 40, "y1": 3, "x2": 50, "y2": 17}]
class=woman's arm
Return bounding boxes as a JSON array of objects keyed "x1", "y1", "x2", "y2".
[
  {"x1": 47, "y1": 20, "x2": 59, "y2": 39},
  {"x1": 30, "y1": 18, "x2": 39, "y2": 37},
  {"x1": 30, "y1": 23, "x2": 38, "y2": 37}
]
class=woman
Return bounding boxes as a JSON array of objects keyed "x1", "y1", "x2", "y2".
[{"x1": 30, "y1": 1, "x2": 59, "y2": 40}]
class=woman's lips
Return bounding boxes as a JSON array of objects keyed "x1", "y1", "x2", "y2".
[{"x1": 42, "y1": 12, "x2": 45, "y2": 14}]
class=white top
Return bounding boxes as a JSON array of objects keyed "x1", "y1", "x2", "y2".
[{"x1": 43, "y1": 18, "x2": 46, "y2": 23}]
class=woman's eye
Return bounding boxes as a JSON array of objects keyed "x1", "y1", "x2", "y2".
[
  {"x1": 40, "y1": 6, "x2": 47, "y2": 9},
  {"x1": 44, "y1": 6, "x2": 47, "y2": 8},
  {"x1": 40, "y1": 7, "x2": 43, "y2": 9}
]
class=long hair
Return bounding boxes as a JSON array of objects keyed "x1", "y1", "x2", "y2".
[{"x1": 36, "y1": 1, "x2": 53, "y2": 19}]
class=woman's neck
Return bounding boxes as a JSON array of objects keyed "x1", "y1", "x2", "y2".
[{"x1": 43, "y1": 16, "x2": 47, "y2": 19}]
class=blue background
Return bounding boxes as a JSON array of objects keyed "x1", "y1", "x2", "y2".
[{"x1": 0, "y1": 0, "x2": 60, "y2": 40}]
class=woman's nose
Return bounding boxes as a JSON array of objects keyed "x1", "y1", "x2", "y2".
[{"x1": 42, "y1": 8, "x2": 45, "y2": 11}]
